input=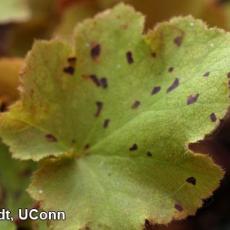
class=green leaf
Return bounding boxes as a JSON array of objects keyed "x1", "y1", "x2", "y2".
[
  {"x1": 0, "y1": 220, "x2": 16, "y2": 230},
  {"x1": 0, "y1": 0, "x2": 30, "y2": 24},
  {"x1": 0, "y1": 142, "x2": 36, "y2": 217},
  {"x1": 0, "y1": 3, "x2": 229, "y2": 229},
  {"x1": 31, "y1": 219, "x2": 48, "y2": 230}
]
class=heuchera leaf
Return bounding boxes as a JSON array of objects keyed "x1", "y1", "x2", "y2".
[
  {"x1": 31, "y1": 219, "x2": 48, "y2": 230},
  {"x1": 0, "y1": 0, "x2": 30, "y2": 24},
  {"x1": 0, "y1": 220, "x2": 16, "y2": 230},
  {"x1": 0, "y1": 3, "x2": 229, "y2": 229},
  {"x1": 0, "y1": 142, "x2": 35, "y2": 217}
]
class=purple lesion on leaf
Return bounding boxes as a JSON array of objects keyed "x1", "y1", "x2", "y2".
[
  {"x1": 63, "y1": 66, "x2": 75, "y2": 75},
  {"x1": 187, "y1": 93, "x2": 199, "y2": 105},
  {"x1": 126, "y1": 51, "x2": 134, "y2": 64},
  {"x1": 210, "y1": 113, "x2": 217, "y2": 122},
  {"x1": 174, "y1": 35, "x2": 183, "y2": 47},
  {"x1": 95, "y1": 101, "x2": 103, "y2": 117},
  {"x1": 175, "y1": 203, "x2": 183, "y2": 212},
  {"x1": 186, "y1": 177, "x2": 196, "y2": 185},
  {"x1": 67, "y1": 56, "x2": 77, "y2": 66},
  {"x1": 151, "y1": 86, "x2": 161, "y2": 95},
  {"x1": 168, "y1": 67, "x2": 174, "y2": 72},
  {"x1": 100, "y1": 77, "x2": 108, "y2": 89},
  {"x1": 146, "y1": 151, "x2": 152, "y2": 157},
  {"x1": 103, "y1": 119, "x2": 110, "y2": 128},
  {"x1": 203, "y1": 72, "x2": 210, "y2": 77},
  {"x1": 129, "y1": 144, "x2": 138, "y2": 151},
  {"x1": 131, "y1": 100, "x2": 141, "y2": 109},
  {"x1": 167, "y1": 78, "x2": 179, "y2": 93},
  {"x1": 89, "y1": 74, "x2": 101, "y2": 87},
  {"x1": 45, "y1": 134, "x2": 57, "y2": 142},
  {"x1": 91, "y1": 43, "x2": 101, "y2": 60},
  {"x1": 88, "y1": 75, "x2": 108, "y2": 88}
]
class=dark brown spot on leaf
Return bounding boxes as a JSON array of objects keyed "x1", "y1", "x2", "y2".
[
  {"x1": 186, "y1": 177, "x2": 196, "y2": 185},
  {"x1": 144, "y1": 219, "x2": 154, "y2": 230},
  {"x1": 20, "y1": 168, "x2": 33, "y2": 177},
  {"x1": 63, "y1": 66, "x2": 75, "y2": 75},
  {"x1": 151, "y1": 52, "x2": 157, "y2": 58},
  {"x1": 91, "y1": 44, "x2": 101, "y2": 59},
  {"x1": 168, "y1": 67, "x2": 174, "y2": 72},
  {"x1": 129, "y1": 144, "x2": 138, "y2": 151},
  {"x1": 210, "y1": 113, "x2": 217, "y2": 122},
  {"x1": 175, "y1": 203, "x2": 183, "y2": 212},
  {"x1": 203, "y1": 72, "x2": 210, "y2": 77},
  {"x1": 187, "y1": 94, "x2": 199, "y2": 105},
  {"x1": 103, "y1": 119, "x2": 110, "y2": 128},
  {"x1": 71, "y1": 139, "x2": 76, "y2": 144},
  {"x1": 89, "y1": 74, "x2": 100, "y2": 87},
  {"x1": 45, "y1": 134, "x2": 57, "y2": 142},
  {"x1": 146, "y1": 152, "x2": 152, "y2": 157},
  {"x1": 67, "y1": 57, "x2": 76, "y2": 65},
  {"x1": 227, "y1": 72, "x2": 230, "y2": 78},
  {"x1": 95, "y1": 101, "x2": 103, "y2": 117},
  {"x1": 0, "y1": 101, "x2": 8, "y2": 112},
  {"x1": 100, "y1": 78, "x2": 108, "y2": 88},
  {"x1": 131, "y1": 100, "x2": 141, "y2": 109},
  {"x1": 174, "y1": 36, "x2": 183, "y2": 47},
  {"x1": 84, "y1": 144, "x2": 90, "y2": 149},
  {"x1": 151, "y1": 86, "x2": 161, "y2": 95},
  {"x1": 167, "y1": 78, "x2": 179, "y2": 93},
  {"x1": 83, "y1": 226, "x2": 91, "y2": 230},
  {"x1": 126, "y1": 51, "x2": 134, "y2": 64}
]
